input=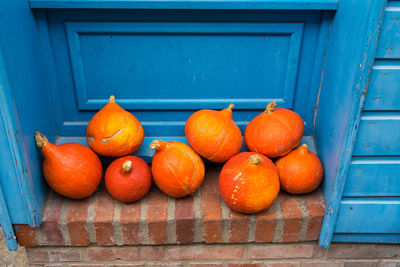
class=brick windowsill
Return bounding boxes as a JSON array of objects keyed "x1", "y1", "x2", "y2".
[{"x1": 14, "y1": 164, "x2": 325, "y2": 247}]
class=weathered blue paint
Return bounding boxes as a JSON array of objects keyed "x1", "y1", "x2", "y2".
[
  {"x1": 0, "y1": 185, "x2": 17, "y2": 251},
  {"x1": 335, "y1": 197, "x2": 400, "y2": 233},
  {"x1": 314, "y1": 0, "x2": 387, "y2": 248},
  {"x1": 376, "y1": 7, "x2": 400, "y2": 58},
  {"x1": 0, "y1": 0, "x2": 56, "y2": 231},
  {"x1": 363, "y1": 61, "x2": 400, "y2": 110},
  {"x1": 29, "y1": 0, "x2": 339, "y2": 10},
  {"x1": 333, "y1": 233, "x2": 400, "y2": 244},
  {"x1": 40, "y1": 9, "x2": 325, "y2": 138},
  {"x1": 344, "y1": 157, "x2": 400, "y2": 197},
  {"x1": 353, "y1": 113, "x2": 400, "y2": 156}
]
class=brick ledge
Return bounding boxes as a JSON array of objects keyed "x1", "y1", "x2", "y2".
[{"x1": 14, "y1": 165, "x2": 325, "y2": 247}]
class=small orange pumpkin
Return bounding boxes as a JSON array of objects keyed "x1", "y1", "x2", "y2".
[
  {"x1": 275, "y1": 144, "x2": 323, "y2": 194},
  {"x1": 218, "y1": 152, "x2": 280, "y2": 214},
  {"x1": 35, "y1": 132, "x2": 102, "y2": 199},
  {"x1": 244, "y1": 101, "x2": 304, "y2": 158},
  {"x1": 105, "y1": 155, "x2": 151, "y2": 203},
  {"x1": 185, "y1": 104, "x2": 242, "y2": 163},
  {"x1": 150, "y1": 140, "x2": 205, "y2": 198},
  {"x1": 86, "y1": 95, "x2": 144, "y2": 157}
]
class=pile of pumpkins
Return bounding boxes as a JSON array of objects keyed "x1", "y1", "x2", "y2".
[{"x1": 35, "y1": 96, "x2": 323, "y2": 214}]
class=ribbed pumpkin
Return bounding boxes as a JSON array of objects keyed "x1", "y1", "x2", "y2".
[
  {"x1": 275, "y1": 144, "x2": 323, "y2": 194},
  {"x1": 86, "y1": 95, "x2": 144, "y2": 157},
  {"x1": 105, "y1": 156, "x2": 152, "y2": 203},
  {"x1": 150, "y1": 140, "x2": 205, "y2": 198},
  {"x1": 185, "y1": 104, "x2": 242, "y2": 163},
  {"x1": 219, "y1": 152, "x2": 280, "y2": 214},
  {"x1": 244, "y1": 101, "x2": 304, "y2": 158},
  {"x1": 35, "y1": 132, "x2": 102, "y2": 199}
]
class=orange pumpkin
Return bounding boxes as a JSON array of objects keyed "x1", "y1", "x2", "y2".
[
  {"x1": 35, "y1": 132, "x2": 102, "y2": 199},
  {"x1": 86, "y1": 95, "x2": 144, "y2": 157},
  {"x1": 185, "y1": 104, "x2": 242, "y2": 162},
  {"x1": 275, "y1": 144, "x2": 323, "y2": 194},
  {"x1": 150, "y1": 140, "x2": 205, "y2": 198},
  {"x1": 244, "y1": 101, "x2": 304, "y2": 158},
  {"x1": 219, "y1": 152, "x2": 280, "y2": 214},
  {"x1": 105, "y1": 155, "x2": 151, "y2": 203}
]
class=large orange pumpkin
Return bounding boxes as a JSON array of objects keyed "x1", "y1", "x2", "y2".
[
  {"x1": 105, "y1": 155, "x2": 151, "y2": 203},
  {"x1": 244, "y1": 101, "x2": 304, "y2": 158},
  {"x1": 150, "y1": 140, "x2": 205, "y2": 198},
  {"x1": 35, "y1": 132, "x2": 102, "y2": 199},
  {"x1": 219, "y1": 152, "x2": 280, "y2": 214},
  {"x1": 185, "y1": 104, "x2": 242, "y2": 162},
  {"x1": 275, "y1": 144, "x2": 323, "y2": 194},
  {"x1": 86, "y1": 95, "x2": 144, "y2": 157}
]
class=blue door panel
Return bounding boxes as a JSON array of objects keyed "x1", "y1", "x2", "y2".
[
  {"x1": 364, "y1": 62, "x2": 400, "y2": 111},
  {"x1": 353, "y1": 113, "x2": 400, "y2": 156},
  {"x1": 344, "y1": 157, "x2": 400, "y2": 197},
  {"x1": 376, "y1": 7, "x2": 400, "y2": 58},
  {"x1": 40, "y1": 10, "x2": 327, "y2": 138},
  {"x1": 335, "y1": 198, "x2": 400, "y2": 233}
]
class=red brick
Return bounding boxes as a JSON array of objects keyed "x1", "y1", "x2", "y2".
[
  {"x1": 189, "y1": 264, "x2": 224, "y2": 267},
  {"x1": 304, "y1": 262, "x2": 341, "y2": 267},
  {"x1": 41, "y1": 191, "x2": 64, "y2": 245},
  {"x1": 255, "y1": 203, "x2": 276, "y2": 242},
  {"x1": 14, "y1": 224, "x2": 37, "y2": 246},
  {"x1": 304, "y1": 190, "x2": 325, "y2": 240},
  {"x1": 147, "y1": 188, "x2": 168, "y2": 244},
  {"x1": 87, "y1": 246, "x2": 164, "y2": 261},
  {"x1": 27, "y1": 249, "x2": 82, "y2": 262},
  {"x1": 120, "y1": 200, "x2": 141, "y2": 245},
  {"x1": 280, "y1": 192, "x2": 302, "y2": 242},
  {"x1": 327, "y1": 244, "x2": 400, "y2": 259},
  {"x1": 148, "y1": 264, "x2": 185, "y2": 267},
  {"x1": 67, "y1": 198, "x2": 90, "y2": 246},
  {"x1": 229, "y1": 210, "x2": 249, "y2": 243},
  {"x1": 343, "y1": 262, "x2": 378, "y2": 267},
  {"x1": 265, "y1": 263, "x2": 301, "y2": 267},
  {"x1": 175, "y1": 195, "x2": 194, "y2": 244},
  {"x1": 248, "y1": 244, "x2": 324, "y2": 259},
  {"x1": 201, "y1": 166, "x2": 222, "y2": 243},
  {"x1": 168, "y1": 245, "x2": 245, "y2": 260},
  {"x1": 94, "y1": 187, "x2": 115, "y2": 245},
  {"x1": 227, "y1": 263, "x2": 263, "y2": 267}
]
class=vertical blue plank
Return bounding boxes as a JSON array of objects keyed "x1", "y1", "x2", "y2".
[
  {"x1": 0, "y1": 0, "x2": 56, "y2": 225},
  {"x1": 314, "y1": 0, "x2": 387, "y2": 247},
  {"x1": 0, "y1": 185, "x2": 17, "y2": 251}
]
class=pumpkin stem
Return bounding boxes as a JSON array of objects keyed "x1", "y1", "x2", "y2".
[
  {"x1": 150, "y1": 140, "x2": 161, "y2": 150},
  {"x1": 299, "y1": 143, "x2": 309, "y2": 155},
  {"x1": 109, "y1": 95, "x2": 116, "y2": 103},
  {"x1": 265, "y1": 101, "x2": 277, "y2": 114},
  {"x1": 250, "y1": 154, "x2": 263, "y2": 165},
  {"x1": 122, "y1": 160, "x2": 132, "y2": 172},
  {"x1": 227, "y1": 103, "x2": 234, "y2": 112},
  {"x1": 35, "y1": 131, "x2": 48, "y2": 148}
]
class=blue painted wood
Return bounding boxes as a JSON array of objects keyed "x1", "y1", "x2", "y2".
[
  {"x1": 376, "y1": 8, "x2": 400, "y2": 58},
  {"x1": 0, "y1": 0, "x2": 56, "y2": 226},
  {"x1": 41, "y1": 10, "x2": 324, "y2": 137},
  {"x1": 29, "y1": 0, "x2": 339, "y2": 10},
  {"x1": 66, "y1": 21, "x2": 303, "y2": 110},
  {"x1": 344, "y1": 157, "x2": 400, "y2": 197},
  {"x1": 335, "y1": 197, "x2": 400, "y2": 233},
  {"x1": 353, "y1": 112, "x2": 400, "y2": 156},
  {"x1": 333, "y1": 233, "x2": 400, "y2": 244},
  {"x1": 0, "y1": 185, "x2": 17, "y2": 251},
  {"x1": 314, "y1": 0, "x2": 387, "y2": 248},
  {"x1": 57, "y1": 135, "x2": 317, "y2": 162},
  {"x1": 364, "y1": 60, "x2": 400, "y2": 110}
]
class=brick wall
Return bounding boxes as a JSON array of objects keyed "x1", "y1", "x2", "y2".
[{"x1": 26, "y1": 243, "x2": 400, "y2": 267}]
